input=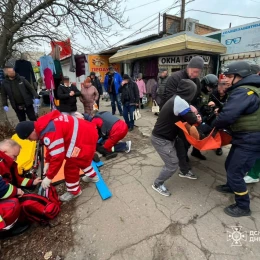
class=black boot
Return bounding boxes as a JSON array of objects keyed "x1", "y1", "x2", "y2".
[
  {"x1": 191, "y1": 148, "x2": 206, "y2": 160},
  {"x1": 93, "y1": 153, "x2": 100, "y2": 162},
  {"x1": 96, "y1": 144, "x2": 106, "y2": 156},
  {"x1": 216, "y1": 148, "x2": 223, "y2": 156},
  {"x1": 224, "y1": 204, "x2": 251, "y2": 217},
  {"x1": 105, "y1": 153, "x2": 118, "y2": 160},
  {"x1": 0, "y1": 222, "x2": 30, "y2": 239},
  {"x1": 216, "y1": 184, "x2": 233, "y2": 194},
  {"x1": 96, "y1": 145, "x2": 118, "y2": 160}
]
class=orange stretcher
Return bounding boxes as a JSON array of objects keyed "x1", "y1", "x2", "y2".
[
  {"x1": 175, "y1": 121, "x2": 232, "y2": 151},
  {"x1": 43, "y1": 148, "x2": 85, "y2": 185}
]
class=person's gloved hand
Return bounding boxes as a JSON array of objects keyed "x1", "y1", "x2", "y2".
[
  {"x1": 34, "y1": 99, "x2": 40, "y2": 105},
  {"x1": 41, "y1": 177, "x2": 52, "y2": 189},
  {"x1": 3, "y1": 106, "x2": 8, "y2": 112},
  {"x1": 43, "y1": 162, "x2": 50, "y2": 176}
]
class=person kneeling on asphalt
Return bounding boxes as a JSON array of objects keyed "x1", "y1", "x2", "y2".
[
  {"x1": 15, "y1": 110, "x2": 99, "y2": 202},
  {"x1": 0, "y1": 139, "x2": 41, "y2": 238},
  {"x1": 215, "y1": 61, "x2": 260, "y2": 217},
  {"x1": 151, "y1": 79, "x2": 200, "y2": 196},
  {"x1": 75, "y1": 111, "x2": 131, "y2": 159}
]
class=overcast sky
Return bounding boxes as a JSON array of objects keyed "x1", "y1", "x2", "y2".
[{"x1": 42, "y1": 0, "x2": 260, "y2": 54}]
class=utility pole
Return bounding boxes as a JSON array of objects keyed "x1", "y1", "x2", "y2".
[
  {"x1": 158, "y1": 13, "x2": 161, "y2": 34},
  {"x1": 180, "y1": 0, "x2": 185, "y2": 31}
]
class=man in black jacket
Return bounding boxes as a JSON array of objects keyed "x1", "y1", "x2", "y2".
[
  {"x1": 162, "y1": 56, "x2": 206, "y2": 161},
  {"x1": 2, "y1": 67, "x2": 40, "y2": 122},
  {"x1": 151, "y1": 79, "x2": 199, "y2": 196},
  {"x1": 57, "y1": 76, "x2": 81, "y2": 115},
  {"x1": 157, "y1": 68, "x2": 169, "y2": 109},
  {"x1": 90, "y1": 72, "x2": 103, "y2": 108},
  {"x1": 162, "y1": 56, "x2": 204, "y2": 107},
  {"x1": 119, "y1": 74, "x2": 139, "y2": 131}
]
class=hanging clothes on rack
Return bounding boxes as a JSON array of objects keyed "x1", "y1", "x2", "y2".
[
  {"x1": 145, "y1": 58, "x2": 159, "y2": 77},
  {"x1": 75, "y1": 54, "x2": 87, "y2": 77},
  {"x1": 15, "y1": 59, "x2": 37, "y2": 87},
  {"x1": 43, "y1": 68, "x2": 55, "y2": 90},
  {"x1": 69, "y1": 51, "x2": 76, "y2": 72},
  {"x1": 39, "y1": 55, "x2": 56, "y2": 77},
  {"x1": 51, "y1": 45, "x2": 63, "y2": 100},
  {"x1": 39, "y1": 55, "x2": 56, "y2": 90}
]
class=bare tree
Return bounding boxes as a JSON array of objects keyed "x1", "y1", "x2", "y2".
[{"x1": 0, "y1": 0, "x2": 127, "y2": 122}]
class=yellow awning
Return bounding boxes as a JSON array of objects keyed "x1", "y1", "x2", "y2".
[{"x1": 109, "y1": 32, "x2": 226, "y2": 63}]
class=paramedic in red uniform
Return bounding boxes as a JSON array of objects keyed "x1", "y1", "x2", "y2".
[
  {"x1": 0, "y1": 139, "x2": 41, "y2": 237},
  {"x1": 76, "y1": 111, "x2": 131, "y2": 157},
  {"x1": 15, "y1": 110, "x2": 99, "y2": 202}
]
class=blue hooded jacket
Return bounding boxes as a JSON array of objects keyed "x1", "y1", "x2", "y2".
[
  {"x1": 214, "y1": 74, "x2": 260, "y2": 151},
  {"x1": 104, "y1": 72, "x2": 122, "y2": 95}
]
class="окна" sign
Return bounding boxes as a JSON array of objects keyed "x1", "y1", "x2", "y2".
[{"x1": 159, "y1": 54, "x2": 210, "y2": 65}]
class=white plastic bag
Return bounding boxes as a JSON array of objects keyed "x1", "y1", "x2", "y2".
[
  {"x1": 152, "y1": 100, "x2": 160, "y2": 113},
  {"x1": 134, "y1": 109, "x2": 141, "y2": 120}
]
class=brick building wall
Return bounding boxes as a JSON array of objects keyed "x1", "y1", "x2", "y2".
[
  {"x1": 195, "y1": 24, "x2": 219, "y2": 35},
  {"x1": 163, "y1": 14, "x2": 218, "y2": 35}
]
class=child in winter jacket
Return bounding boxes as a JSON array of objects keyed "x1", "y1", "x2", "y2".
[
  {"x1": 136, "y1": 73, "x2": 146, "y2": 109},
  {"x1": 80, "y1": 77, "x2": 99, "y2": 115}
]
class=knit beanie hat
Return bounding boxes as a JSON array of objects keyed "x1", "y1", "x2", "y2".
[
  {"x1": 15, "y1": 121, "x2": 35, "y2": 140},
  {"x1": 123, "y1": 74, "x2": 130, "y2": 80},
  {"x1": 187, "y1": 56, "x2": 204, "y2": 69}
]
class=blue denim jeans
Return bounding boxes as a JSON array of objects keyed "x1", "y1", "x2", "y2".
[
  {"x1": 109, "y1": 94, "x2": 123, "y2": 115},
  {"x1": 113, "y1": 142, "x2": 127, "y2": 152},
  {"x1": 123, "y1": 103, "x2": 135, "y2": 129}
]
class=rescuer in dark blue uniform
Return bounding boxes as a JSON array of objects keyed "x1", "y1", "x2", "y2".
[{"x1": 215, "y1": 61, "x2": 260, "y2": 217}]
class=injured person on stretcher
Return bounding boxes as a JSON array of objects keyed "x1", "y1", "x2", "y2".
[{"x1": 185, "y1": 113, "x2": 213, "y2": 140}]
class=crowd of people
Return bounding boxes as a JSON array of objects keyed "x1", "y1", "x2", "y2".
[
  {"x1": 151, "y1": 58, "x2": 260, "y2": 219},
  {"x1": 1, "y1": 56, "x2": 260, "y2": 239}
]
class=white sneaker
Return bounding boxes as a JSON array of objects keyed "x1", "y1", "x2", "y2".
[
  {"x1": 82, "y1": 175, "x2": 99, "y2": 183},
  {"x1": 60, "y1": 190, "x2": 82, "y2": 202},
  {"x1": 152, "y1": 183, "x2": 171, "y2": 196},
  {"x1": 244, "y1": 176, "x2": 259, "y2": 184},
  {"x1": 125, "y1": 141, "x2": 132, "y2": 153}
]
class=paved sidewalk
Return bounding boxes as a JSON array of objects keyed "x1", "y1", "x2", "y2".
[{"x1": 2, "y1": 99, "x2": 260, "y2": 260}]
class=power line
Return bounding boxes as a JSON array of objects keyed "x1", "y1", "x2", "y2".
[
  {"x1": 100, "y1": 0, "x2": 188, "y2": 51},
  {"x1": 186, "y1": 9, "x2": 260, "y2": 19},
  {"x1": 99, "y1": 0, "x2": 162, "y2": 22},
  {"x1": 125, "y1": 0, "x2": 161, "y2": 12}
]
